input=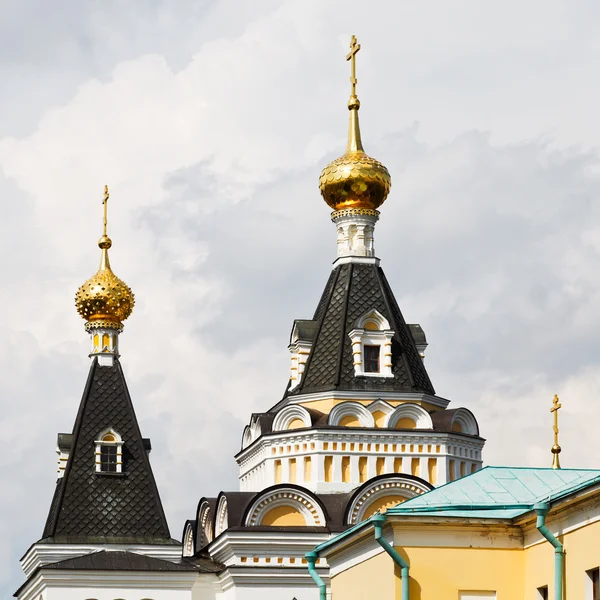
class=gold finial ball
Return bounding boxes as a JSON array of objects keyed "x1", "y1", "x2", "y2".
[
  {"x1": 75, "y1": 267, "x2": 134, "y2": 330},
  {"x1": 319, "y1": 151, "x2": 391, "y2": 211},
  {"x1": 98, "y1": 235, "x2": 112, "y2": 250},
  {"x1": 552, "y1": 444, "x2": 562, "y2": 454}
]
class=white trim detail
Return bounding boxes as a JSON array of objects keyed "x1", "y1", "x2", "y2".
[
  {"x1": 242, "y1": 426, "x2": 253, "y2": 450},
  {"x1": 328, "y1": 401, "x2": 375, "y2": 427},
  {"x1": 332, "y1": 255, "x2": 380, "y2": 267},
  {"x1": 182, "y1": 522, "x2": 194, "y2": 557},
  {"x1": 347, "y1": 475, "x2": 432, "y2": 524},
  {"x1": 197, "y1": 500, "x2": 213, "y2": 547},
  {"x1": 367, "y1": 399, "x2": 394, "y2": 419},
  {"x1": 245, "y1": 487, "x2": 326, "y2": 526},
  {"x1": 451, "y1": 408, "x2": 480, "y2": 436},
  {"x1": 386, "y1": 403, "x2": 433, "y2": 430},
  {"x1": 288, "y1": 323, "x2": 313, "y2": 390},
  {"x1": 272, "y1": 405, "x2": 312, "y2": 432},
  {"x1": 348, "y1": 310, "x2": 394, "y2": 378},
  {"x1": 215, "y1": 495, "x2": 229, "y2": 537}
]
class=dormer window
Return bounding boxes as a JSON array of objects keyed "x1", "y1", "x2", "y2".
[
  {"x1": 95, "y1": 429, "x2": 123, "y2": 474},
  {"x1": 348, "y1": 310, "x2": 394, "y2": 378},
  {"x1": 364, "y1": 345, "x2": 380, "y2": 373}
]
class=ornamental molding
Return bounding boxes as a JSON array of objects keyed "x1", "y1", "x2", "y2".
[
  {"x1": 272, "y1": 405, "x2": 312, "y2": 432},
  {"x1": 331, "y1": 208, "x2": 380, "y2": 219},
  {"x1": 347, "y1": 476, "x2": 432, "y2": 524},
  {"x1": 85, "y1": 320, "x2": 124, "y2": 332},
  {"x1": 386, "y1": 403, "x2": 433, "y2": 429},
  {"x1": 198, "y1": 500, "x2": 213, "y2": 546},
  {"x1": 182, "y1": 522, "x2": 194, "y2": 557},
  {"x1": 328, "y1": 401, "x2": 374, "y2": 427},
  {"x1": 450, "y1": 407, "x2": 480, "y2": 436},
  {"x1": 245, "y1": 488, "x2": 326, "y2": 527},
  {"x1": 215, "y1": 496, "x2": 229, "y2": 537}
]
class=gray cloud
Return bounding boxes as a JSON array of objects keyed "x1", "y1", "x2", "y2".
[{"x1": 3, "y1": 1, "x2": 600, "y2": 597}]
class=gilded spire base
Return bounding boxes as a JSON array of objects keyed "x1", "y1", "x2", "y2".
[{"x1": 75, "y1": 186, "x2": 134, "y2": 364}]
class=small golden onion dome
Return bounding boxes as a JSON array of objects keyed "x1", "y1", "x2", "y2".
[
  {"x1": 319, "y1": 98, "x2": 391, "y2": 212},
  {"x1": 75, "y1": 187, "x2": 134, "y2": 332}
]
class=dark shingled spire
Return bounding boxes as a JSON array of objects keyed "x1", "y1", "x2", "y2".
[
  {"x1": 42, "y1": 358, "x2": 174, "y2": 544},
  {"x1": 287, "y1": 262, "x2": 435, "y2": 396}
]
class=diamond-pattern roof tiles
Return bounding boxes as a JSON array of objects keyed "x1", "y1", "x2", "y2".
[
  {"x1": 42, "y1": 358, "x2": 173, "y2": 544},
  {"x1": 288, "y1": 263, "x2": 435, "y2": 396}
]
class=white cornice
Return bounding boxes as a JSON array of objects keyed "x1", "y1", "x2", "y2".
[
  {"x1": 217, "y1": 565, "x2": 330, "y2": 589},
  {"x1": 332, "y1": 256, "x2": 380, "y2": 267},
  {"x1": 16, "y1": 569, "x2": 201, "y2": 600},
  {"x1": 21, "y1": 542, "x2": 182, "y2": 578},
  {"x1": 208, "y1": 530, "x2": 331, "y2": 567}
]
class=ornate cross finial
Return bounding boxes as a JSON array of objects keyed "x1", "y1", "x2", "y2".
[
  {"x1": 346, "y1": 35, "x2": 361, "y2": 100},
  {"x1": 102, "y1": 185, "x2": 109, "y2": 237},
  {"x1": 550, "y1": 394, "x2": 562, "y2": 469}
]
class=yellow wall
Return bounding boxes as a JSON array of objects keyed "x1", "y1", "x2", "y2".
[
  {"x1": 339, "y1": 415, "x2": 361, "y2": 427},
  {"x1": 373, "y1": 410, "x2": 387, "y2": 427},
  {"x1": 261, "y1": 505, "x2": 306, "y2": 526},
  {"x1": 332, "y1": 545, "x2": 524, "y2": 600},
  {"x1": 330, "y1": 518, "x2": 600, "y2": 600},
  {"x1": 524, "y1": 518, "x2": 600, "y2": 599},
  {"x1": 331, "y1": 551, "x2": 397, "y2": 600}
]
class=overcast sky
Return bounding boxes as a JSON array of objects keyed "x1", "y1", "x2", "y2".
[{"x1": 3, "y1": 0, "x2": 600, "y2": 595}]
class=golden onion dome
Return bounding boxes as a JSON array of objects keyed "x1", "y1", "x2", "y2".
[
  {"x1": 75, "y1": 187, "x2": 135, "y2": 331},
  {"x1": 319, "y1": 36, "x2": 391, "y2": 212}
]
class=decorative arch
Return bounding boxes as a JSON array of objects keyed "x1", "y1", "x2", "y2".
[
  {"x1": 182, "y1": 521, "x2": 195, "y2": 557},
  {"x1": 345, "y1": 474, "x2": 433, "y2": 525},
  {"x1": 329, "y1": 401, "x2": 374, "y2": 428},
  {"x1": 356, "y1": 309, "x2": 391, "y2": 331},
  {"x1": 196, "y1": 499, "x2": 214, "y2": 547},
  {"x1": 214, "y1": 494, "x2": 229, "y2": 537},
  {"x1": 386, "y1": 403, "x2": 433, "y2": 430},
  {"x1": 272, "y1": 405, "x2": 312, "y2": 432},
  {"x1": 241, "y1": 426, "x2": 253, "y2": 450},
  {"x1": 451, "y1": 408, "x2": 479, "y2": 436},
  {"x1": 245, "y1": 486, "x2": 327, "y2": 527}
]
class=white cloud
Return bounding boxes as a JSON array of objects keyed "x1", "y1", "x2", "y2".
[{"x1": 4, "y1": 0, "x2": 600, "y2": 596}]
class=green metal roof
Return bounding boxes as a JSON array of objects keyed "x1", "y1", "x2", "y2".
[
  {"x1": 388, "y1": 466, "x2": 600, "y2": 518},
  {"x1": 313, "y1": 466, "x2": 600, "y2": 555}
]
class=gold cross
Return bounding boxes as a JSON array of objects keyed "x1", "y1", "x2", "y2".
[
  {"x1": 346, "y1": 35, "x2": 361, "y2": 98},
  {"x1": 102, "y1": 185, "x2": 109, "y2": 237},
  {"x1": 550, "y1": 394, "x2": 562, "y2": 469}
]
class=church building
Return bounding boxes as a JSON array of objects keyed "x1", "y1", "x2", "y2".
[{"x1": 16, "y1": 37, "x2": 500, "y2": 600}]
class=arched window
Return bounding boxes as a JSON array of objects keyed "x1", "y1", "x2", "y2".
[
  {"x1": 94, "y1": 428, "x2": 123, "y2": 474},
  {"x1": 348, "y1": 310, "x2": 394, "y2": 378}
]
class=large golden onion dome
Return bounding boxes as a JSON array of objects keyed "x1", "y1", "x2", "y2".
[
  {"x1": 319, "y1": 36, "x2": 391, "y2": 212},
  {"x1": 75, "y1": 187, "x2": 135, "y2": 331}
]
